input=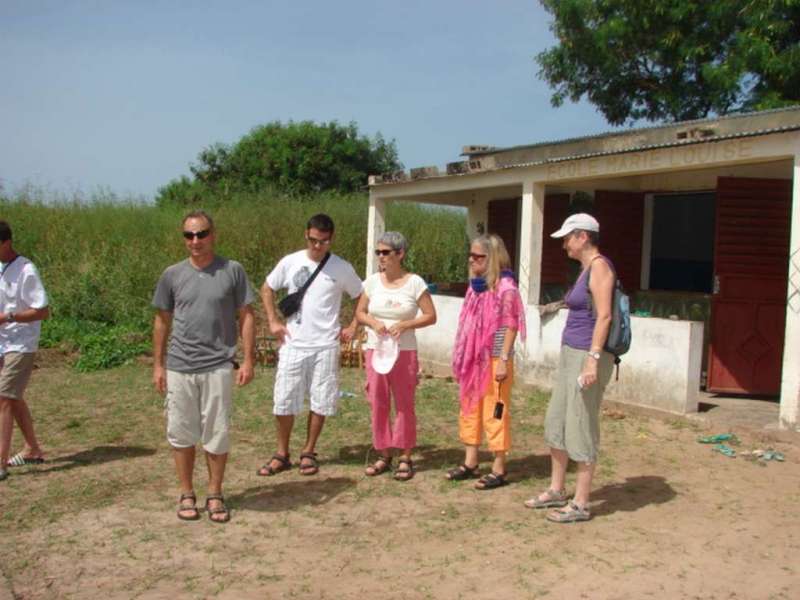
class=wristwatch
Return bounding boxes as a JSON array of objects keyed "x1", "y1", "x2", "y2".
[
  {"x1": 6, "y1": 312, "x2": 14, "y2": 323},
  {"x1": 587, "y1": 350, "x2": 601, "y2": 360}
]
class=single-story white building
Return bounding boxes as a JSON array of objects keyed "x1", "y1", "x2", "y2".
[{"x1": 367, "y1": 106, "x2": 800, "y2": 430}]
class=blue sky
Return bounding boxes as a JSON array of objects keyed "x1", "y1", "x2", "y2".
[{"x1": 0, "y1": 1, "x2": 616, "y2": 200}]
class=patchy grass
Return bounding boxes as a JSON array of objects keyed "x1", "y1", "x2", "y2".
[{"x1": 1, "y1": 360, "x2": 798, "y2": 599}]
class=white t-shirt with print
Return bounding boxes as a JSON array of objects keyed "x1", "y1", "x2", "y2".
[
  {"x1": 0, "y1": 256, "x2": 49, "y2": 354},
  {"x1": 363, "y1": 272, "x2": 428, "y2": 351},
  {"x1": 266, "y1": 250, "x2": 362, "y2": 350}
]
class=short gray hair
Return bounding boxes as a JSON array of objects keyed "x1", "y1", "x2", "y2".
[{"x1": 377, "y1": 231, "x2": 408, "y2": 253}]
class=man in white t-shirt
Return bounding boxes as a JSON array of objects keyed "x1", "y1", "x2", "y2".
[
  {"x1": 258, "y1": 214, "x2": 362, "y2": 477},
  {"x1": 0, "y1": 221, "x2": 50, "y2": 482}
]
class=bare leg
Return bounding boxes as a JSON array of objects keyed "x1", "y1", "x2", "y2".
[
  {"x1": 263, "y1": 414, "x2": 295, "y2": 472},
  {"x1": 0, "y1": 397, "x2": 14, "y2": 468},
  {"x1": 11, "y1": 399, "x2": 42, "y2": 458},
  {"x1": 464, "y1": 444, "x2": 479, "y2": 469},
  {"x1": 492, "y1": 450, "x2": 506, "y2": 475},
  {"x1": 573, "y1": 461, "x2": 595, "y2": 507},
  {"x1": 548, "y1": 447, "x2": 570, "y2": 493},
  {"x1": 301, "y1": 411, "x2": 325, "y2": 455},
  {"x1": 299, "y1": 411, "x2": 325, "y2": 474},
  {"x1": 205, "y1": 450, "x2": 229, "y2": 522},
  {"x1": 173, "y1": 446, "x2": 197, "y2": 519}
]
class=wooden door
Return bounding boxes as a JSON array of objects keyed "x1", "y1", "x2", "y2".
[
  {"x1": 707, "y1": 177, "x2": 792, "y2": 394},
  {"x1": 487, "y1": 198, "x2": 520, "y2": 270},
  {"x1": 593, "y1": 190, "x2": 645, "y2": 291}
]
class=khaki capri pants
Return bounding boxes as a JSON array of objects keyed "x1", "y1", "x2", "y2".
[{"x1": 543, "y1": 344, "x2": 614, "y2": 464}]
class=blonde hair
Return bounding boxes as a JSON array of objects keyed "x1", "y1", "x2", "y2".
[{"x1": 472, "y1": 234, "x2": 511, "y2": 290}]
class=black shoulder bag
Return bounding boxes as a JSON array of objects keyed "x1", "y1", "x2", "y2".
[{"x1": 278, "y1": 252, "x2": 330, "y2": 318}]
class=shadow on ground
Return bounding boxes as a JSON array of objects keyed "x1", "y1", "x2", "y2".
[
  {"x1": 590, "y1": 475, "x2": 677, "y2": 517},
  {"x1": 22, "y1": 445, "x2": 156, "y2": 476},
  {"x1": 229, "y1": 477, "x2": 355, "y2": 512}
]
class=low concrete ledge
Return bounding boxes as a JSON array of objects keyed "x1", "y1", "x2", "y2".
[{"x1": 417, "y1": 295, "x2": 704, "y2": 416}]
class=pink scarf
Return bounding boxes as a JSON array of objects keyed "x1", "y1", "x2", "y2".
[{"x1": 451, "y1": 274, "x2": 526, "y2": 416}]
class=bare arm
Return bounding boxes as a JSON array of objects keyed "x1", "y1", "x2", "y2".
[
  {"x1": 0, "y1": 306, "x2": 49, "y2": 324},
  {"x1": 260, "y1": 283, "x2": 289, "y2": 343},
  {"x1": 495, "y1": 326, "x2": 518, "y2": 382},
  {"x1": 340, "y1": 294, "x2": 362, "y2": 342},
  {"x1": 355, "y1": 292, "x2": 387, "y2": 335},
  {"x1": 237, "y1": 304, "x2": 255, "y2": 386},
  {"x1": 582, "y1": 258, "x2": 614, "y2": 386},
  {"x1": 152, "y1": 310, "x2": 172, "y2": 394}
]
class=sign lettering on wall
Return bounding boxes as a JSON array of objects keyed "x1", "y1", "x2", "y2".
[{"x1": 545, "y1": 139, "x2": 754, "y2": 180}]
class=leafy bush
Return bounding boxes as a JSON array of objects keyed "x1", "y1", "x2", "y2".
[{"x1": 157, "y1": 120, "x2": 401, "y2": 205}]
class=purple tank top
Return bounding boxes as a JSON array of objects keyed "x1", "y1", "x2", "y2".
[{"x1": 561, "y1": 257, "x2": 613, "y2": 350}]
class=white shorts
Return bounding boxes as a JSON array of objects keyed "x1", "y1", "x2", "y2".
[
  {"x1": 273, "y1": 345, "x2": 340, "y2": 416},
  {"x1": 166, "y1": 365, "x2": 233, "y2": 454}
]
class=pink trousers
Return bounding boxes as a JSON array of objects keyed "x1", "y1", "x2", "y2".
[{"x1": 365, "y1": 350, "x2": 419, "y2": 451}]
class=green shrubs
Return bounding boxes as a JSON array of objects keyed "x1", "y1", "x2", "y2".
[{"x1": 1, "y1": 190, "x2": 467, "y2": 371}]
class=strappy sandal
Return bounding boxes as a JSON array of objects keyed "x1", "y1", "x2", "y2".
[
  {"x1": 394, "y1": 457, "x2": 414, "y2": 481},
  {"x1": 365, "y1": 456, "x2": 392, "y2": 476},
  {"x1": 299, "y1": 452, "x2": 319, "y2": 476},
  {"x1": 475, "y1": 472, "x2": 507, "y2": 490},
  {"x1": 7, "y1": 453, "x2": 45, "y2": 467},
  {"x1": 445, "y1": 463, "x2": 479, "y2": 481},
  {"x1": 256, "y1": 453, "x2": 292, "y2": 476},
  {"x1": 177, "y1": 491, "x2": 200, "y2": 521},
  {"x1": 205, "y1": 494, "x2": 231, "y2": 524},
  {"x1": 546, "y1": 501, "x2": 591, "y2": 523},
  {"x1": 524, "y1": 488, "x2": 568, "y2": 509}
]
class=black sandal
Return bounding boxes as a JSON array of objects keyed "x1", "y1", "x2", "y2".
[
  {"x1": 365, "y1": 456, "x2": 392, "y2": 476},
  {"x1": 256, "y1": 453, "x2": 292, "y2": 476},
  {"x1": 205, "y1": 494, "x2": 230, "y2": 523},
  {"x1": 299, "y1": 452, "x2": 319, "y2": 476},
  {"x1": 394, "y1": 457, "x2": 414, "y2": 481},
  {"x1": 445, "y1": 464, "x2": 479, "y2": 481},
  {"x1": 177, "y1": 491, "x2": 200, "y2": 521},
  {"x1": 475, "y1": 472, "x2": 507, "y2": 490}
]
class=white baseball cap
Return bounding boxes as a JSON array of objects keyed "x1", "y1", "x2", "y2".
[
  {"x1": 550, "y1": 213, "x2": 600, "y2": 238},
  {"x1": 372, "y1": 334, "x2": 399, "y2": 374}
]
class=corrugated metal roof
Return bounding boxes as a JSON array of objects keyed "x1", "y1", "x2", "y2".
[
  {"x1": 369, "y1": 105, "x2": 800, "y2": 186},
  {"x1": 498, "y1": 123, "x2": 800, "y2": 170},
  {"x1": 464, "y1": 105, "x2": 800, "y2": 158}
]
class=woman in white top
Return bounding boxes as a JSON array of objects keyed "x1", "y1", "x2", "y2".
[{"x1": 355, "y1": 231, "x2": 436, "y2": 481}]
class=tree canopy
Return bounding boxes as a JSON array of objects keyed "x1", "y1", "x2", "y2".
[
  {"x1": 536, "y1": 0, "x2": 800, "y2": 125},
  {"x1": 157, "y1": 120, "x2": 400, "y2": 204}
]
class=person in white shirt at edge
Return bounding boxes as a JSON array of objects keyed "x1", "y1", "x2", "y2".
[
  {"x1": 0, "y1": 220, "x2": 50, "y2": 482},
  {"x1": 355, "y1": 231, "x2": 436, "y2": 481},
  {"x1": 258, "y1": 214, "x2": 362, "y2": 477}
]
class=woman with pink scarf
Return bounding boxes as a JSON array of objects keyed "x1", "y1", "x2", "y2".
[{"x1": 446, "y1": 234, "x2": 526, "y2": 490}]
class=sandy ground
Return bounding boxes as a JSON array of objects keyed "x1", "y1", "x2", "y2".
[{"x1": 2, "y1": 363, "x2": 799, "y2": 600}]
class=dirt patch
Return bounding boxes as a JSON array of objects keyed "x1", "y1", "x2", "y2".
[{"x1": 2, "y1": 365, "x2": 799, "y2": 599}]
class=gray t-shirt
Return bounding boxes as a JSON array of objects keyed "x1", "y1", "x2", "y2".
[{"x1": 152, "y1": 256, "x2": 255, "y2": 373}]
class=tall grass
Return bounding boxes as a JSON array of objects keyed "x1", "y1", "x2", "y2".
[{"x1": 0, "y1": 189, "x2": 467, "y2": 369}]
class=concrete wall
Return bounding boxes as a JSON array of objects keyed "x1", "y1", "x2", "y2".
[{"x1": 417, "y1": 295, "x2": 704, "y2": 415}]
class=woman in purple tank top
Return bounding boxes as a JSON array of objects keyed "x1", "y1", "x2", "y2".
[{"x1": 524, "y1": 213, "x2": 615, "y2": 523}]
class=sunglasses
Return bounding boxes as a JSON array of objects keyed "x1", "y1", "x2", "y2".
[
  {"x1": 183, "y1": 229, "x2": 211, "y2": 240},
  {"x1": 468, "y1": 252, "x2": 487, "y2": 260},
  {"x1": 374, "y1": 249, "x2": 395, "y2": 256},
  {"x1": 306, "y1": 235, "x2": 332, "y2": 247}
]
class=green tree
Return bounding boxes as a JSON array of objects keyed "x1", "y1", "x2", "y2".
[
  {"x1": 157, "y1": 120, "x2": 400, "y2": 204},
  {"x1": 536, "y1": 0, "x2": 800, "y2": 125}
]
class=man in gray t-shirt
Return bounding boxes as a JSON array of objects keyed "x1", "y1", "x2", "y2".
[{"x1": 152, "y1": 210, "x2": 255, "y2": 523}]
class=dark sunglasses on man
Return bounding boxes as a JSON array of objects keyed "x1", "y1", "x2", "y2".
[{"x1": 183, "y1": 229, "x2": 211, "y2": 240}]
